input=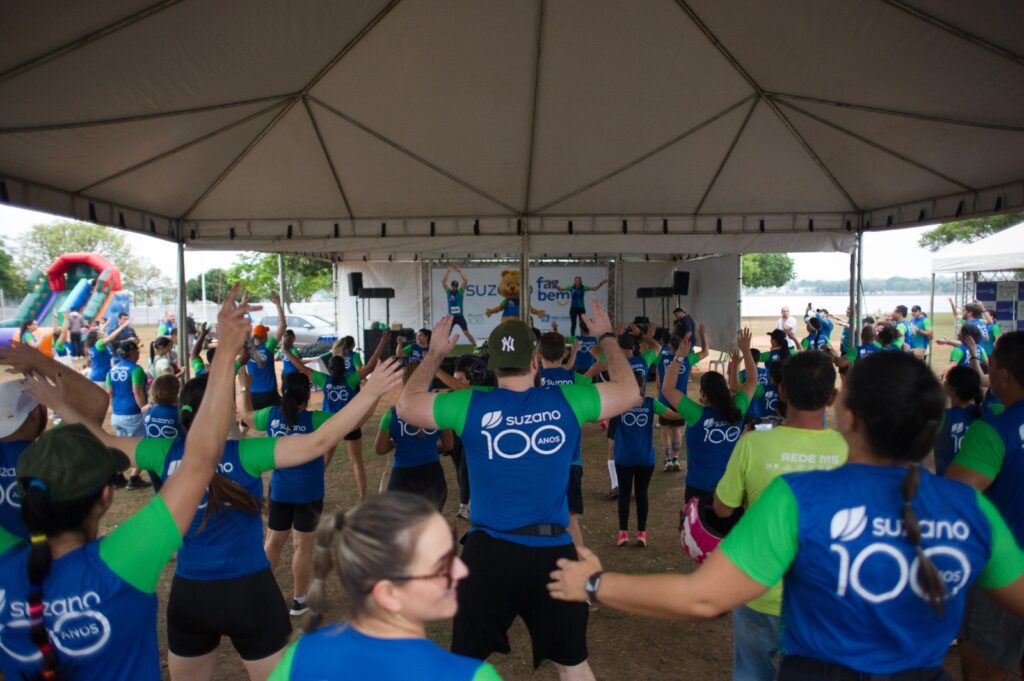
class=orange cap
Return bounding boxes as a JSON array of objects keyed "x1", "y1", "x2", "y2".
[{"x1": 253, "y1": 325, "x2": 270, "y2": 338}]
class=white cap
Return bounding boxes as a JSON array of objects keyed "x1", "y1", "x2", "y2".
[{"x1": 0, "y1": 380, "x2": 39, "y2": 439}]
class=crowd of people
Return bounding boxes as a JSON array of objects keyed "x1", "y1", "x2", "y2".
[{"x1": 0, "y1": 274, "x2": 1022, "y2": 681}]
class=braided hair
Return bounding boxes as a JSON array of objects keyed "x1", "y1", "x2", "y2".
[
  {"x1": 844, "y1": 351, "x2": 947, "y2": 612},
  {"x1": 305, "y1": 492, "x2": 437, "y2": 632},
  {"x1": 19, "y1": 481, "x2": 105, "y2": 680}
]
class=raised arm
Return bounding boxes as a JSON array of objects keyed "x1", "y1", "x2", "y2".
[
  {"x1": 567, "y1": 337, "x2": 580, "y2": 369},
  {"x1": 727, "y1": 348, "x2": 741, "y2": 394},
  {"x1": 396, "y1": 317, "x2": 459, "y2": 429},
  {"x1": 434, "y1": 367, "x2": 470, "y2": 391},
  {"x1": 737, "y1": 328, "x2": 758, "y2": 400},
  {"x1": 1, "y1": 342, "x2": 110, "y2": 424},
  {"x1": 273, "y1": 358, "x2": 404, "y2": 468},
  {"x1": 101, "y1": 318, "x2": 132, "y2": 345},
  {"x1": 949, "y1": 297, "x2": 961, "y2": 320},
  {"x1": 270, "y1": 291, "x2": 286, "y2": 344},
  {"x1": 162, "y1": 285, "x2": 258, "y2": 534},
  {"x1": 190, "y1": 322, "x2": 209, "y2": 361},
  {"x1": 662, "y1": 332, "x2": 693, "y2": 408},
  {"x1": 589, "y1": 301, "x2": 642, "y2": 419},
  {"x1": 237, "y1": 366, "x2": 256, "y2": 426},
  {"x1": 458, "y1": 268, "x2": 468, "y2": 288},
  {"x1": 591, "y1": 279, "x2": 608, "y2": 291},
  {"x1": 280, "y1": 347, "x2": 313, "y2": 378},
  {"x1": 442, "y1": 266, "x2": 452, "y2": 289}
]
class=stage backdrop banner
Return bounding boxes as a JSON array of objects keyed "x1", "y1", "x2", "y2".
[{"x1": 430, "y1": 266, "x2": 608, "y2": 339}]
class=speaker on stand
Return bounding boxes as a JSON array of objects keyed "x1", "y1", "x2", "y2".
[
  {"x1": 348, "y1": 272, "x2": 363, "y2": 355},
  {"x1": 673, "y1": 270, "x2": 690, "y2": 312}
]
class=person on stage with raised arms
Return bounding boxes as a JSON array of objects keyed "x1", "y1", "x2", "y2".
[
  {"x1": 553, "y1": 276, "x2": 607, "y2": 337},
  {"x1": 443, "y1": 265, "x2": 477, "y2": 346}
]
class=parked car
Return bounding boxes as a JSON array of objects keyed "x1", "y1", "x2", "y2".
[{"x1": 257, "y1": 313, "x2": 336, "y2": 349}]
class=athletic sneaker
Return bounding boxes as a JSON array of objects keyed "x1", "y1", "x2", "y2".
[
  {"x1": 289, "y1": 599, "x2": 310, "y2": 616},
  {"x1": 125, "y1": 475, "x2": 147, "y2": 490},
  {"x1": 616, "y1": 531, "x2": 629, "y2": 547},
  {"x1": 672, "y1": 457, "x2": 681, "y2": 471},
  {"x1": 111, "y1": 473, "x2": 128, "y2": 489},
  {"x1": 455, "y1": 504, "x2": 469, "y2": 520},
  {"x1": 607, "y1": 486, "x2": 619, "y2": 501},
  {"x1": 636, "y1": 531, "x2": 648, "y2": 548},
  {"x1": 663, "y1": 459, "x2": 673, "y2": 472}
]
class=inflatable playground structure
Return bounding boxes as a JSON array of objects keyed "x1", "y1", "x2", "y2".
[{"x1": 0, "y1": 253, "x2": 130, "y2": 354}]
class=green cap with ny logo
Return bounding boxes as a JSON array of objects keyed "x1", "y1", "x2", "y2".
[{"x1": 487, "y1": 321, "x2": 536, "y2": 371}]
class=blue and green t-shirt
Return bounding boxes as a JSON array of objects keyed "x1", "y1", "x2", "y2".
[
  {"x1": 0, "y1": 496, "x2": 181, "y2": 681},
  {"x1": 247, "y1": 337, "x2": 279, "y2": 394},
  {"x1": 568, "y1": 335, "x2": 597, "y2": 373},
  {"x1": 88, "y1": 339, "x2": 112, "y2": 382},
  {"x1": 613, "y1": 396, "x2": 670, "y2": 467},
  {"x1": 312, "y1": 370, "x2": 361, "y2": 414},
  {"x1": 568, "y1": 284, "x2": 588, "y2": 310},
  {"x1": 0, "y1": 440, "x2": 30, "y2": 539},
  {"x1": 934, "y1": 406, "x2": 975, "y2": 476},
  {"x1": 720, "y1": 464, "x2": 1024, "y2": 674},
  {"x1": 106, "y1": 359, "x2": 146, "y2": 415},
  {"x1": 269, "y1": 622, "x2": 501, "y2": 681},
  {"x1": 135, "y1": 437, "x2": 276, "y2": 580},
  {"x1": 447, "y1": 286, "x2": 466, "y2": 315},
  {"x1": 909, "y1": 316, "x2": 932, "y2": 350},
  {"x1": 433, "y1": 384, "x2": 601, "y2": 546},
  {"x1": 144, "y1": 403, "x2": 181, "y2": 439},
  {"x1": 676, "y1": 392, "x2": 751, "y2": 491},
  {"x1": 255, "y1": 406, "x2": 330, "y2": 504},
  {"x1": 381, "y1": 407, "x2": 443, "y2": 468}
]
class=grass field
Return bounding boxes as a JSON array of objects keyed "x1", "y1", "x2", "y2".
[{"x1": 36, "y1": 314, "x2": 968, "y2": 679}]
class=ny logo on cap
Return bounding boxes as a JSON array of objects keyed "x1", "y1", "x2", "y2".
[{"x1": 502, "y1": 336, "x2": 515, "y2": 352}]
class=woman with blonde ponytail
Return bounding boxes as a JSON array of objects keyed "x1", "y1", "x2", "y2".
[
  {"x1": 550, "y1": 351, "x2": 1024, "y2": 680},
  {"x1": 269, "y1": 492, "x2": 501, "y2": 681}
]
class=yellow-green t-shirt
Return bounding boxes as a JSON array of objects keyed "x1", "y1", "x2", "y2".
[{"x1": 714, "y1": 425, "x2": 848, "y2": 616}]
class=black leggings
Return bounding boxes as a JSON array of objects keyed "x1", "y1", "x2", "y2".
[
  {"x1": 616, "y1": 464, "x2": 654, "y2": 532},
  {"x1": 569, "y1": 307, "x2": 585, "y2": 336},
  {"x1": 449, "y1": 437, "x2": 470, "y2": 504}
]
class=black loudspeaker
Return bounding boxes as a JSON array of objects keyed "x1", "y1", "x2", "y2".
[
  {"x1": 364, "y1": 327, "x2": 413, "y2": 361},
  {"x1": 637, "y1": 287, "x2": 675, "y2": 299},
  {"x1": 673, "y1": 271, "x2": 690, "y2": 296},
  {"x1": 348, "y1": 272, "x2": 363, "y2": 296}
]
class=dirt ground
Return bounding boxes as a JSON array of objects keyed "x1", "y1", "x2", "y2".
[{"x1": 36, "y1": 313, "x2": 966, "y2": 679}]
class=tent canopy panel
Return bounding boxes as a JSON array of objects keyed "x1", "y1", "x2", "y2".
[{"x1": 931, "y1": 222, "x2": 1024, "y2": 273}]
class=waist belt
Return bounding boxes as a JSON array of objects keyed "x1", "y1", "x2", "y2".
[
  {"x1": 779, "y1": 656, "x2": 951, "y2": 681},
  {"x1": 471, "y1": 522, "x2": 567, "y2": 537}
]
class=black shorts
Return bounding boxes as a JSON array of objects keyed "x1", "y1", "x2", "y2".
[
  {"x1": 343, "y1": 427, "x2": 363, "y2": 442},
  {"x1": 452, "y1": 315, "x2": 469, "y2": 332},
  {"x1": 250, "y1": 390, "x2": 280, "y2": 411},
  {"x1": 387, "y1": 461, "x2": 448, "y2": 511},
  {"x1": 658, "y1": 414, "x2": 680, "y2": 427},
  {"x1": 452, "y1": 532, "x2": 588, "y2": 668},
  {"x1": 167, "y1": 568, "x2": 291, "y2": 660},
  {"x1": 606, "y1": 417, "x2": 616, "y2": 441},
  {"x1": 267, "y1": 498, "x2": 324, "y2": 533},
  {"x1": 567, "y1": 464, "x2": 583, "y2": 515}
]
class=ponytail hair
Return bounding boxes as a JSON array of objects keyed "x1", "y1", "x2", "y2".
[
  {"x1": 178, "y1": 374, "x2": 262, "y2": 524},
  {"x1": 280, "y1": 372, "x2": 311, "y2": 428},
  {"x1": 306, "y1": 492, "x2": 438, "y2": 631},
  {"x1": 117, "y1": 340, "x2": 138, "y2": 359},
  {"x1": 20, "y1": 482, "x2": 104, "y2": 681},
  {"x1": 328, "y1": 355, "x2": 346, "y2": 384},
  {"x1": 700, "y1": 371, "x2": 741, "y2": 424},
  {"x1": 844, "y1": 352, "x2": 947, "y2": 613},
  {"x1": 945, "y1": 365, "x2": 983, "y2": 420}
]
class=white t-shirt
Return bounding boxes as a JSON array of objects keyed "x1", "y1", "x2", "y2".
[{"x1": 776, "y1": 316, "x2": 798, "y2": 347}]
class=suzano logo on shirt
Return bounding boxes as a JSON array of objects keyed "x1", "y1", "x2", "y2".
[
  {"x1": 0, "y1": 468, "x2": 20, "y2": 510},
  {"x1": 701, "y1": 417, "x2": 741, "y2": 444},
  {"x1": 0, "y1": 589, "x2": 111, "y2": 662},
  {"x1": 621, "y1": 406, "x2": 649, "y2": 428},
  {"x1": 479, "y1": 410, "x2": 566, "y2": 460},
  {"x1": 829, "y1": 507, "x2": 972, "y2": 604},
  {"x1": 399, "y1": 419, "x2": 438, "y2": 437},
  {"x1": 326, "y1": 385, "x2": 351, "y2": 404}
]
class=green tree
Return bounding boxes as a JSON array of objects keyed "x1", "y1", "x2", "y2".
[
  {"x1": 16, "y1": 221, "x2": 146, "y2": 282},
  {"x1": 186, "y1": 268, "x2": 230, "y2": 303},
  {"x1": 918, "y1": 212, "x2": 1024, "y2": 252},
  {"x1": 226, "y1": 254, "x2": 331, "y2": 309},
  {"x1": 132, "y1": 263, "x2": 172, "y2": 307},
  {"x1": 0, "y1": 239, "x2": 26, "y2": 300},
  {"x1": 742, "y1": 253, "x2": 795, "y2": 289}
]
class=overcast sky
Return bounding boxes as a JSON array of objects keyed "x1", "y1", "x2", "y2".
[{"x1": 0, "y1": 203, "x2": 937, "y2": 281}]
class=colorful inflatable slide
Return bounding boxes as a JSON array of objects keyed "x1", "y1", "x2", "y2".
[{"x1": 0, "y1": 253, "x2": 128, "y2": 354}]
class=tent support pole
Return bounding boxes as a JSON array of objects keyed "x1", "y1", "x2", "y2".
[
  {"x1": 177, "y1": 241, "x2": 190, "y2": 381},
  {"x1": 928, "y1": 273, "x2": 936, "y2": 365},
  {"x1": 521, "y1": 221, "x2": 530, "y2": 324},
  {"x1": 848, "y1": 240, "x2": 857, "y2": 338},
  {"x1": 332, "y1": 261, "x2": 340, "y2": 332},
  {"x1": 855, "y1": 230, "x2": 864, "y2": 328},
  {"x1": 737, "y1": 253, "x2": 744, "y2": 328},
  {"x1": 277, "y1": 254, "x2": 286, "y2": 312}
]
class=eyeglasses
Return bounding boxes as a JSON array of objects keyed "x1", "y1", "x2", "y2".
[{"x1": 370, "y1": 532, "x2": 459, "y2": 593}]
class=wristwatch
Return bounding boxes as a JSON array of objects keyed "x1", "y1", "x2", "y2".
[
  {"x1": 239, "y1": 387, "x2": 248, "y2": 392},
  {"x1": 598, "y1": 332, "x2": 616, "y2": 343},
  {"x1": 585, "y1": 571, "x2": 604, "y2": 605}
]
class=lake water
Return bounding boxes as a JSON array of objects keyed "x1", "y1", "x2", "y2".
[{"x1": 741, "y1": 293, "x2": 941, "y2": 318}]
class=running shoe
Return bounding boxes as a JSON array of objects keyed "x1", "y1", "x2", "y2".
[
  {"x1": 289, "y1": 599, "x2": 310, "y2": 616},
  {"x1": 124, "y1": 475, "x2": 147, "y2": 490},
  {"x1": 607, "y1": 486, "x2": 619, "y2": 501},
  {"x1": 672, "y1": 457, "x2": 681, "y2": 471},
  {"x1": 616, "y1": 531, "x2": 629, "y2": 547},
  {"x1": 455, "y1": 504, "x2": 469, "y2": 520},
  {"x1": 636, "y1": 531, "x2": 648, "y2": 548},
  {"x1": 111, "y1": 473, "x2": 128, "y2": 489},
  {"x1": 663, "y1": 459, "x2": 673, "y2": 472}
]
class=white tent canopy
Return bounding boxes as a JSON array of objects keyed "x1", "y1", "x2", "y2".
[
  {"x1": 2, "y1": 0, "x2": 1024, "y2": 259},
  {"x1": 932, "y1": 222, "x2": 1024, "y2": 273}
]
